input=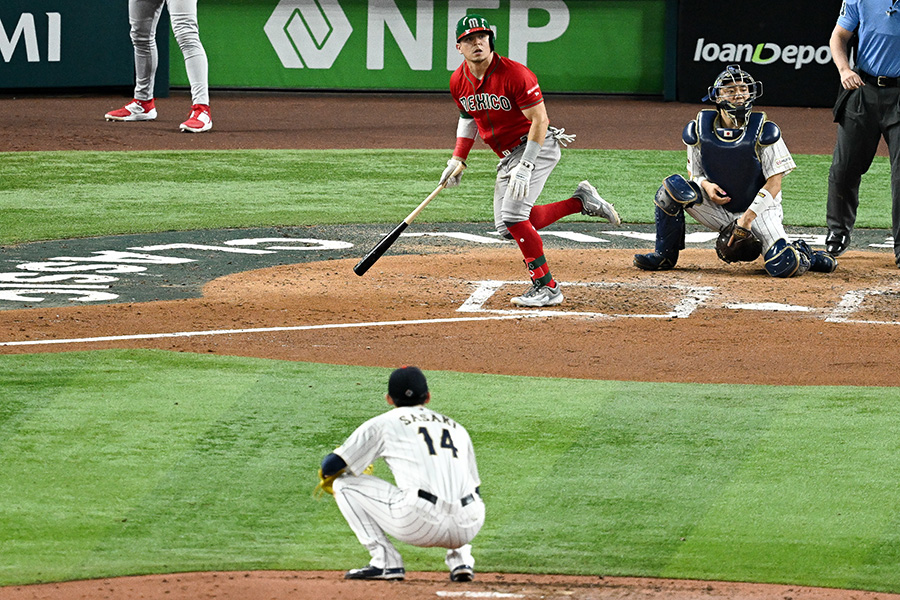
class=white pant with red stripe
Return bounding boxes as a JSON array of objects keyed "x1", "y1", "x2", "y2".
[{"x1": 332, "y1": 474, "x2": 485, "y2": 571}]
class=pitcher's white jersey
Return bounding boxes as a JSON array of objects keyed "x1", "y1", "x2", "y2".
[
  {"x1": 335, "y1": 405, "x2": 480, "y2": 501},
  {"x1": 332, "y1": 404, "x2": 484, "y2": 574}
]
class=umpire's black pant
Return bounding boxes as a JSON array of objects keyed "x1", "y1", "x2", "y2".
[{"x1": 827, "y1": 81, "x2": 900, "y2": 259}]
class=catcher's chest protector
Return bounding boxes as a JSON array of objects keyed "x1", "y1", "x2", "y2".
[{"x1": 688, "y1": 110, "x2": 767, "y2": 213}]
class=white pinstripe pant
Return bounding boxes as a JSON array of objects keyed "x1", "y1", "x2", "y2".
[
  {"x1": 686, "y1": 191, "x2": 788, "y2": 252},
  {"x1": 333, "y1": 475, "x2": 485, "y2": 571}
]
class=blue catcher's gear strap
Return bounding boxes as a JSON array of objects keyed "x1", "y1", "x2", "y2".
[{"x1": 764, "y1": 239, "x2": 810, "y2": 278}]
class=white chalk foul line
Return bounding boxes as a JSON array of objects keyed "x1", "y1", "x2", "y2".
[
  {"x1": 0, "y1": 314, "x2": 550, "y2": 348},
  {"x1": 436, "y1": 592, "x2": 525, "y2": 598}
]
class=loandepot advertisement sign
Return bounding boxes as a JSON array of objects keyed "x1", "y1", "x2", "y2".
[
  {"x1": 169, "y1": 0, "x2": 666, "y2": 94},
  {"x1": 676, "y1": 0, "x2": 842, "y2": 107},
  {"x1": 692, "y1": 38, "x2": 832, "y2": 71}
]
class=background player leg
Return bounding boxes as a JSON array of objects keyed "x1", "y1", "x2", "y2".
[
  {"x1": 494, "y1": 149, "x2": 563, "y2": 307},
  {"x1": 169, "y1": 0, "x2": 212, "y2": 132},
  {"x1": 169, "y1": 0, "x2": 209, "y2": 106},
  {"x1": 131, "y1": 0, "x2": 163, "y2": 105},
  {"x1": 104, "y1": 0, "x2": 162, "y2": 121}
]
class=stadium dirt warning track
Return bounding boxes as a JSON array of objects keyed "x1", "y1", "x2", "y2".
[{"x1": 1, "y1": 92, "x2": 899, "y2": 600}]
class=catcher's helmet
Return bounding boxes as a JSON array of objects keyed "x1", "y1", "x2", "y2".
[
  {"x1": 706, "y1": 64, "x2": 763, "y2": 126},
  {"x1": 456, "y1": 14, "x2": 495, "y2": 49}
]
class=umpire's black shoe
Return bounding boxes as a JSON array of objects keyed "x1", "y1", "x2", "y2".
[
  {"x1": 450, "y1": 565, "x2": 475, "y2": 582},
  {"x1": 825, "y1": 231, "x2": 850, "y2": 257},
  {"x1": 633, "y1": 252, "x2": 677, "y2": 271},
  {"x1": 344, "y1": 565, "x2": 405, "y2": 580}
]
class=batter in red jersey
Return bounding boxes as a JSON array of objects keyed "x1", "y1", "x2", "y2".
[{"x1": 440, "y1": 14, "x2": 621, "y2": 307}]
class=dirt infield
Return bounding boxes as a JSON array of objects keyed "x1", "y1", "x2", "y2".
[
  {"x1": 0, "y1": 89, "x2": 856, "y2": 154},
  {"x1": 4, "y1": 571, "x2": 900, "y2": 600},
  {"x1": 2, "y1": 91, "x2": 898, "y2": 600}
]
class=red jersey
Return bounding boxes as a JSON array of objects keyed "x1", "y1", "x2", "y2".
[{"x1": 449, "y1": 53, "x2": 544, "y2": 157}]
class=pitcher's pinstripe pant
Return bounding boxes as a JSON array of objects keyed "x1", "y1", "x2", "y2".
[{"x1": 333, "y1": 474, "x2": 485, "y2": 571}]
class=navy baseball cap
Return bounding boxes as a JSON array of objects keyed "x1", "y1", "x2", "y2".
[{"x1": 388, "y1": 366, "x2": 429, "y2": 405}]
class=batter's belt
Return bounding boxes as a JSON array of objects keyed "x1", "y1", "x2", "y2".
[
  {"x1": 418, "y1": 489, "x2": 476, "y2": 507},
  {"x1": 500, "y1": 135, "x2": 529, "y2": 157}
]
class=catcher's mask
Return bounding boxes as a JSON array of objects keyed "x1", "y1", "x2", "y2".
[
  {"x1": 705, "y1": 64, "x2": 763, "y2": 127},
  {"x1": 456, "y1": 14, "x2": 495, "y2": 50}
]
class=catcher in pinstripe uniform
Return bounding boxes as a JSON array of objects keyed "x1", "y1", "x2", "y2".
[{"x1": 634, "y1": 65, "x2": 837, "y2": 278}]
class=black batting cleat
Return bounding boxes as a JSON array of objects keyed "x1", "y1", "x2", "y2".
[
  {"x1": 450, "y1": 565, "x2": 475, "y2": 582},
  {"x1": 344, "y1": 565, "x2": 405, "y2": 580}
]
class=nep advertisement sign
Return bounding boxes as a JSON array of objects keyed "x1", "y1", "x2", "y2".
[{"x1": 170, "y1": 0, "x2": 667, "y2": 94}]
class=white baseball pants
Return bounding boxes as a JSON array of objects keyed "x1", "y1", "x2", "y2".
[
  {"x1": 332, "y1": 474, "x2": 485, "y2": 571},
  {"x1": 129, "y1": 0, "x2": 209, "y2": 105}
]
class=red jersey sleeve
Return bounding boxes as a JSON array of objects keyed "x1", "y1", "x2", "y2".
[{"x1": 508, "y1": 61, "x2": 543, "y2": 110}]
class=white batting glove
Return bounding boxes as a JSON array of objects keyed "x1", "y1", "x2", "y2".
[
  {"x1": 507, "y1": 159, "x2": 535, "y2": 202},
  {"x1": 439, "y1": 158, "x2": 465, "y2": 188},
  {"x1": 551, "y1": 127, "x2": 576, "y2": 147}
]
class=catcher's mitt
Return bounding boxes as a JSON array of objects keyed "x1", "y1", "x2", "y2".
[{"x1": 715, "y1": 219, "x2": 762, "y2": 263}]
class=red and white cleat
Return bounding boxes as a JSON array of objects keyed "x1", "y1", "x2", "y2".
[
  {"x1": 104, "y1": 98, "x2": 157, "y2": 121},
  {"x1": 179, "y1": 104, "x2": 212, "y2": 133}
]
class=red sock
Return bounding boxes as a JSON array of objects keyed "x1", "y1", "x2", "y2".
[
  {"x1": 528, "y1": 198, "x2": 582, "y2": 230},
  {"x1": 506, "y1": 221, "x2": 555, "y2": 286}
]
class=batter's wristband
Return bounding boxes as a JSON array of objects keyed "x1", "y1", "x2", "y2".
[
  {"x1": 453, "y1": 136, "x2": 475, "y2": 160},
  {"x1": 522, "y1": 140, "x2": 541, "y2": 163}
]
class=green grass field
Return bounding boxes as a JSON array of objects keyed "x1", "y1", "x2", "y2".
[
  {"x1": 2, "y1": 351, "x2": 900, "y2": 591},
  {"x1": 0, "y1": 149, "x2": 892, "y2": 245},
  {"x1": 1, "y1": 149, "x2": 898, "y2": 592}
]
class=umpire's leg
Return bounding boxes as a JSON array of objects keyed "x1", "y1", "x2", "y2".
[{"x1": 827, "y1": 87, "x2": 882, "y2": 240}]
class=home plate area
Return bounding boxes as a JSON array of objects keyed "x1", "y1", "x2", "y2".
[
  {"x1": 458, "y1": 280, "x2": 713, "y2": 319},
  {"x1": 455, "y1": 277, "x2": 900, "y2": 325}
]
